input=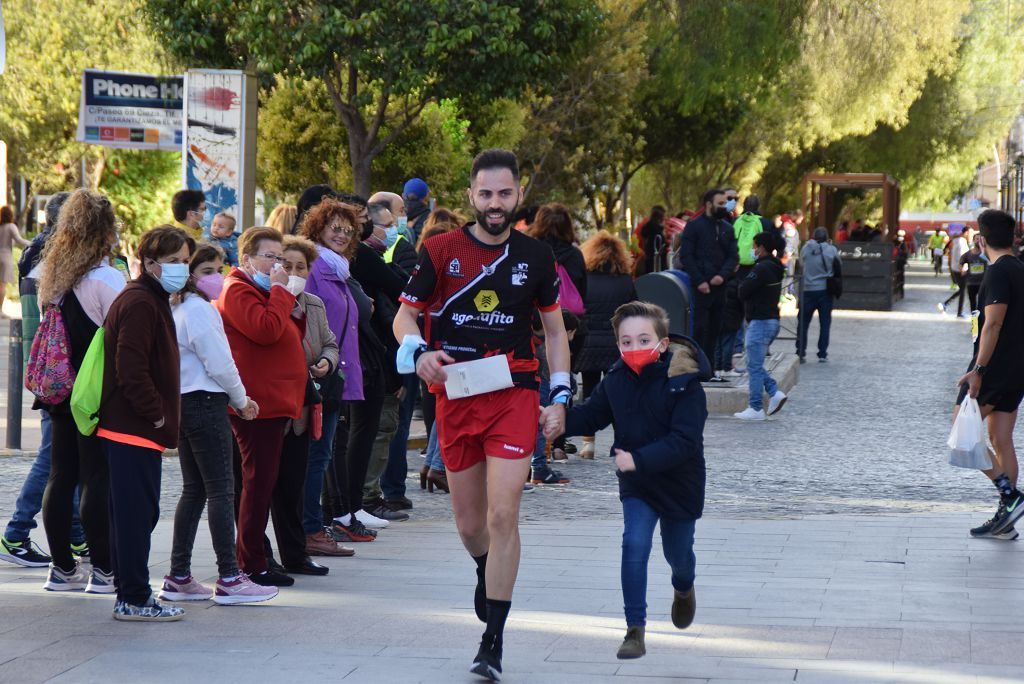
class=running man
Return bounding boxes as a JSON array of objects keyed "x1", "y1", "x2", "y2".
[
  {"x1": 393, "y1": 149, "x2": 571, "y2": 681},
  {"x1": 955, "y1": 209, "x2": 1024, "y2": 539}
]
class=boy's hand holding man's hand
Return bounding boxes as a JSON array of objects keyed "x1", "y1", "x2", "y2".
[
  {"x1": 539, "y1": 404, "x2": 566, "y2": 439},
  {"x1": 614, "y1": 448, "x2": 636, "y2": 472}
]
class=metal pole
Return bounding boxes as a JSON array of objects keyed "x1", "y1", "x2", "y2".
[{"x1": 6, "y1": 318, "x2": 22, "y2": 450}]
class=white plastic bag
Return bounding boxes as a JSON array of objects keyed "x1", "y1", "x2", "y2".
[{"x1": 947, "y1": 397, "x2": 991, "y2": 469}]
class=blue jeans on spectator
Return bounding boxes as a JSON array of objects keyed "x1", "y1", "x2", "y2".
[
  {"x1": 621, "y1": 496, "x2": 696, "y2": 627},
  {"x1": 746, "y1": 318, "x2": 781, "y2": 411},
  {"x1": 797, "y1": 289, "x2": 832, "y2": 360},
  {"x1": 714, "y1": 330, "x2": 739, "y2": 372},
  {"x1": 382, "y1": 374, "x2": 420, "y2": 501},
  {"x1": 303, "y1": 408, "x2": 339, "y2": 535},
  {"x1": 4, "y1": 411, "x2": 85, "y2": 544},
  {"x1": 532, "y1": 376, "x2": 550, "y2": 472},
  {"x1": 424, "y1": 423, "x2": 445, "y2": 472}
]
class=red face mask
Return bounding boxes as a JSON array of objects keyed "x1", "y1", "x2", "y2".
[{"x1": 621, "y1": 346, "x2": 662, "y2": 375}]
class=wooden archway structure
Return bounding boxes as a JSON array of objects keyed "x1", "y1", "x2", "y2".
[{"x1": 801, "y1": 173, "x2": 901, "y2": 239}]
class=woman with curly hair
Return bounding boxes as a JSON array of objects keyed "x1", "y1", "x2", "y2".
[
  {"x1": 37, "y1": 189, "x2": 126, "y2": 593},
  {"x1": 575, "y1": 230, "x2": 637, "y2": 458}
]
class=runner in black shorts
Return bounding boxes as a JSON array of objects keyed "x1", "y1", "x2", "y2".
[
  {"x1": 954, "y1": 209, "x2": 1024, "y2": 539},
  {"x1": 393, "y1": 149, "x2": 571, "y2": 681}
]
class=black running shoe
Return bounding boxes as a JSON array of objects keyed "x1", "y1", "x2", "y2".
[
  {"x1": 470, "y1": 636, "x2": 503, "y2": 681},
  {"x1": 250, "y1": 569, "x2": 295, "y2": 587},
  {"x1": 971, "y1": 501, "x2": 1007, "y2": 538},
  {"x1": 993, "y1": 526, "x2": 1019, "y2": 541},
  {"x1": 531, "y1": 467, "x2": 570, "y2": 485},
  {"x1": 0, "y1": 536, "x2": 51, "y2": 567},
  {"x1": 991, "y1": 492, "x2": 1024, "y2": 534}
]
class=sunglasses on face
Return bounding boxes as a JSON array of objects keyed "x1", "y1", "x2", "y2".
[{"x1": 327, "y1": 224, "x2": 355, "y2": 236}]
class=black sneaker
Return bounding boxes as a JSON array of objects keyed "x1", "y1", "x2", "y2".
[
  {"x1": 531, "y1": 467, "x2": 570, "y2": 485},
  {"x1": 991, "y1": 492, "x2": 1024, "y2": 534},
  {"x1": 562, "y1": 441, "x2": 578, "y2": 455},
  {"x1": 384, "y1": 496, "x2": 414, "y2": 511},
  {"x1": 0, "y1": 536, "x2": 51, "y2": 567},
  {"x1": 971, "y1": 501, "x2": 1008, "y2": 538},
  {"x1": 470, "y1": 636, "x2": 503, "y2": 681},
  {"x1": 250, "y1": 569, "x2": 295, "y2": 587},
  {"x1": 993, "y1": 526, "x2": 1019, "y2": 541},
  {"x1": 365, "y1": 498, "x2": 410, "y2": 522}
]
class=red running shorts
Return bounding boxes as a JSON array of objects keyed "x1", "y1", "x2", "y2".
[{"x1": 435, "y1": 387, "x2": 540, "y2": 472}]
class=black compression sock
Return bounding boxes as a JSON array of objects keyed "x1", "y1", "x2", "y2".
[
  {"x1": 994, "y1": 474, "x2": 1015, "y2": 499},
  {"x1": 473, "y1": 553, "x2": 488, "y2": 622},
  {"x1": 483, "y1": 598, "x2": 512, "y2": 645}
]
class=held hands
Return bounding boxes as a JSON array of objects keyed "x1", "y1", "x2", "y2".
[
  {"x1": 416, "y1": 350, "x2": 455, "y2": 385},
  {"x1": 310, "y1": 359, "x2": 331, "y2": 378},
  {"x1": 956, "y1": 370, "x2": 981, "y2": 399},
  {"x1": 239, "y1": 398, "x2": 260, "y2": 421},
  {"x1": 614, "y1": 448, "x2": 637, "y2": 473},
  {"x1": 697, "y1": 282, "x2": 711, "y2": 294},
  {"x1": 539, "y1": 403, "x2": 566, "y2": 440}
]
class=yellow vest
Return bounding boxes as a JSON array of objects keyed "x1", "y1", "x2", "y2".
[{"x1": 383, "y1": 234, "x2": 407, "y2": 264}]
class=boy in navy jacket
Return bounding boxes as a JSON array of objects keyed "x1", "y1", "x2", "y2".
[{"x1": 547, "y1": 301, "x2": 710, "y2": 659}]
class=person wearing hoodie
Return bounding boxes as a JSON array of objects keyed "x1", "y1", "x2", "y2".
[
  {"x1": 549, "y1": 301, "x2": 710, "y2": 660},
  {"x1": 735, "y1": 233, "x2": 788, "y2": 421}
]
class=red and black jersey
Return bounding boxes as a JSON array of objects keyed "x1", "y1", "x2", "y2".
[{"x1": 400, "y1": 225, "x2": 560, "y2": 388}]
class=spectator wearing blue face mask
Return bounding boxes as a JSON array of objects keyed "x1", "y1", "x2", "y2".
[{"x1": 368, "y1": 201, "x2": 417, "y2": 274}]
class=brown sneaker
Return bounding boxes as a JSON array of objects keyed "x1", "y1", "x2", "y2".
[
  {"x1": 305, "y1": 530, "x2": 355, "y2": 557},
  {"x1": 616, "y1": 626, "x2": 645, "y2": 659},
  {"x1": 671, "y1": 586, "x2": 696, "y2": 629}
]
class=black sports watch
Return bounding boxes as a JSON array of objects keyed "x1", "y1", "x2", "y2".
[{"x1": 974, "y1": 364, "x2": 987, "y2": 376}]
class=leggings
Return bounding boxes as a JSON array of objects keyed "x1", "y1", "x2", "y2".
[{"x1": 42, "y1": 412, "x2": 111, "y2": 573}]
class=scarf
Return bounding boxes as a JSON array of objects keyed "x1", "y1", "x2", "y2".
[{"x1": 319, "y1": 246, "x2": 350, "y2": 281}]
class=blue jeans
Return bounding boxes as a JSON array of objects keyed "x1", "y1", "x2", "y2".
[
  {"x1": 4, "y1": 412, "x2": 85, "y2": 544},
  {"x1": 303, "y1": 408, "x2": 340, "y2": 534},
  {"x1": 532, "y1": 376, "x2": 550, "y2": 471},
  {"x1": 714, "y1": 330, "x2": 739, "y2": 372},
  {"x1": 382, "y1": 374, "x2": 420, "y2": 500},
  {"x1": 745, "y1": 318, "x2": 781, "y2": 411},
  {"x1": 797, "y1": 289, "x2": 832, "y2": 360},
  {"x1": 621, "y1": 497, "x2": 696, "y2": 627},
  {"x1": 424, "y1": 423, "x2": 445, "y2": 471}
]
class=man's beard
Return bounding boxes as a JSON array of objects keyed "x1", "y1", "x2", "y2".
[{"x1": 475, "y1": 206, "x2": 517, "y2": 236}]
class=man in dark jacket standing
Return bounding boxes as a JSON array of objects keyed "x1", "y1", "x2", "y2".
[
  {"x1": 734, "y1": 233, "x2": 787, "y2": 421},
  {"x1": 674, "y1": 189, "x2": 739, "y2": 360}
]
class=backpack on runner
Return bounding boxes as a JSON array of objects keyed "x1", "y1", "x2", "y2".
[
  {"x1": 70, "y1": 328, "x2": 105, "y2": 435},
  {"x1": 556, "y1": 262, "x2": 585, "y2": 316},
  {"x1": 25, "y1": 303, "x2": 75, "y2": 405}
]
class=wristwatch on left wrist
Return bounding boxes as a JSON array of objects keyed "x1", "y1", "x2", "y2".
[{"x1": 974, "y1": 364, "x2": 987, "y2": 376}]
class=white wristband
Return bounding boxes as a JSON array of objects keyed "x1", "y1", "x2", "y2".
[{"x1": 550, "y1": 371, "x2": 571, "y2": 389}]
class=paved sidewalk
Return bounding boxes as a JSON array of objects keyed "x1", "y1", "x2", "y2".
[{"x1": 2, "y1": 514, "x2": 1023, "y2": 683}]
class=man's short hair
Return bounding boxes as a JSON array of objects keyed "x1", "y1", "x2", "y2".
[
  {"x1": 753, "y1": 232, "x2": 778, "y2": 251},
  {"x1": 172, "y1": 189, "x2": 206, "y2": 222},
  {"x1": 701, "y1": 188, "x2": 724, "y2": 206},
  {"x1": 611, "y1": 301, "x2": 670, "y2": 340},
  {"x1": 471, "y1": 149, "x2": 520, "y2": 184},
  {"x1": 978, "y1": 209, "x2": 1015, "y2": 248},
  {"x1": 743, "y1": 195, "x2": 760, "y2": 214}
]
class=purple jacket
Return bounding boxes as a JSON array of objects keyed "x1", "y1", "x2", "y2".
[{"x1": 306, "y1": 257, "x2": 363, "y2": 401}]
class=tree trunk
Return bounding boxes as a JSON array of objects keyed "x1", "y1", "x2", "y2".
[{"x1": 351, "y1": 154, "x2": 373, "y2": 198}]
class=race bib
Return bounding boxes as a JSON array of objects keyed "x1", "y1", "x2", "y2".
[
  {"x1": 443, "y1": 355, "x2": 514, "y2": 399},
  {"x1": 971, "y1": 310, "x2": 980, "y2": 343},
  {"x1": 970, "y1": 263, "x2": 984, "y2": 274}
]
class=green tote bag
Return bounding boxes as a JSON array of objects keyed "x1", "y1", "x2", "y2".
[{"x1": 70, "y1": 328, "x2": 105, "y2": 436}]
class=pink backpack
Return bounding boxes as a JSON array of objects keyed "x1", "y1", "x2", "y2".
[
  {"x1": 25, "y1": 304, "x2": 76, "y2": 405},
  {"x1": 556, "y1": 263, "x2": 585, "y2": 316}
]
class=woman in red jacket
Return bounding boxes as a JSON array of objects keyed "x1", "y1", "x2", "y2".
[
  {"x1": 216, "y1": 227, "x2": 307, "y2": 586},
  {"x1": 98, "y1": 225, "x2": 193, "y2": 621}
]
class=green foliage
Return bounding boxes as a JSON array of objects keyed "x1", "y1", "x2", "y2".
[
  {"x1": 99, "y1": 151, "x2": 182, "y2": 240},
  {"x1": 143, "y1": 0, "x2": 602, "y2": 194},
  {"x1": 0, "y1": 0, "x2": 175, "y2": 192}
]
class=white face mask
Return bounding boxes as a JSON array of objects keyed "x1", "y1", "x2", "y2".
[{"x1": 286, "y1": 275, "x2": 307, "y2": 296}]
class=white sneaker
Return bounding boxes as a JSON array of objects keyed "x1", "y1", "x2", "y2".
[
  {"x1": 722, "y1": 370, "x2": 745, "y2": 379},
  {"x1": 734, "y1": 407, "x2": 766, "y2": 421},
  {"x1": 85, "y1": 568, "x2": 117, "y2": 594},
  {"x1": 44, "y1": 562, "x2": 89, "y2": 591},
  {"x1": 354, "y1": 508, "x2": 390, "y2": 529},
  {"x1": 767, "y1": 390, "x2": 787, "y2": 416}
]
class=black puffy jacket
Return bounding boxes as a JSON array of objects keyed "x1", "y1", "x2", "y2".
[{"x1": 576, "y1": 267, "x2": 636, "y2": 373}]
